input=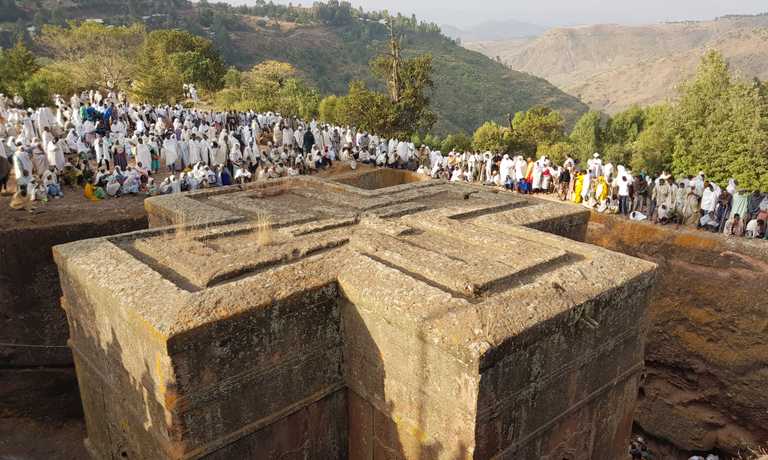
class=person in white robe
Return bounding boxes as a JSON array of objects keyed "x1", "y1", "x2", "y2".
[
  {"x1": 46, "y1": 138, "x2": 66, "y2": 171},
  {"x1": 170, "y1": 175, "x2": 181, "y2": 194},
  {"x1": 42, "y1": 168, "x2": 63, "y2": 198},
  {"x1": 581, "y1": 172, "x2": 592, "y2": 203},
  {"x1": 499, "y1": 154, "x2": 513, "y2": 186},
  {"x1": 188, "y1": 135, "x2": 202, "y2": 165},
  {"x1": 135, "y1": 139, "x2": 152, "y2": 172},
  {"x1": 483, "y1": 153, "x2": 493, "y2": 184},
  {"x1": 105, "y1": 175, "x2": 121, "y2": 197},
  {"x1": 588, "y1": 153, "x2": 603, "y2": 178},
  {"x1": 200, "y1": 137, "x2": 212, "y2": 165},
  {"x1": 282, "y1": 125, "x2": 293, "y2": 148},
  {"x1": 30, "y1": 141, "x2": 49, "y2": 175},
  {"x1": 162, "y1": 136, "x2": 179, "y2": 172},
  {"x1": 514, "y1": 156, "x2": 527, "y2": 183},
  {"x1": 95, "y1": 134, "x2": 112, "y2": 168},
  {"x1": 532, "y1": 157, "x2": 545, "y2": 191},
  {"x1": 22, "y1": 116, "x2": 36, "y2": 144},
  {"x1": 211, "y1": 141, "x2": 226, "y2": 165}
]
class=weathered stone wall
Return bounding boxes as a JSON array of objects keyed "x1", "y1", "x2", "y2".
[
  {"x1": 0, "y1": 218, "x2": 146, "y2": 368},
  {"x1": 586, "y1": 212, "x2": 768, "y2": 456},
  {"x1": 0, "y1": 217, "x2": 147, "y2": 426}
]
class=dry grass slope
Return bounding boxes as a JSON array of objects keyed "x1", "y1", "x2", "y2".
[{"x1": 465, "y1": 15, "x2": 768, "y2": 113}]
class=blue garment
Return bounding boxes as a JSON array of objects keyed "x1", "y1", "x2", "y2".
[
  {"x1": 220, "y1": 169, "x2": 232, "y2": 186},
  {"x1": 85, "y1": 106, "x2": 97, "y2": 121},
  {"x1": 103, "y1": 107, "x2": 113, "y2": 125}
]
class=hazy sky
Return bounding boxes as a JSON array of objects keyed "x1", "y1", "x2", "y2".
[{"x1": 232, "y1": 0, "x2": 768, "y2": 28}]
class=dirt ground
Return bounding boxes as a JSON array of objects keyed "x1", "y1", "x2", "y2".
[
  {"x1": 0, "y1": 171, "x2": 157, "y2": 232},
  {"x1": 0, "y1": 160, "x2": 365, "y2": 231}
]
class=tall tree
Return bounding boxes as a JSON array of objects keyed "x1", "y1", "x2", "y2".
[
  {"x1": 318, "y1": 95, "x2": 339, "y2": 124},
  {"x1": 472, "y1": 121, "x2": 510, "y2": 153},
  {"x1": 509, "y1": 106, "x2": 565, "y2": 155},
  {"x1": 629, "y1": 104, "x2": 674, "y2": 175},
  {"x1": 569, "y1": 111, "x2": 604, "y2": 163},
  {"x1": 671, "y1": 51, "x2": 768, "y2": 189},
  {"x1": 215, "y1": 61, "x2": 319, "y2": 119},
  {"x1": 0, "y1": 40, "x2": 40, "y2": 97},
  {"x1": 335, "y1": 80, "x2": 393, "y2": 135},
  {"x1": 132, "y1": 29, "x2": 225, "y2": 103},
  {"x1": 39, "y1": 22, "x2": 145, "y2": 92},
  {"x1": 343, "y1": 19, "x2": 436, "y2": 137}
]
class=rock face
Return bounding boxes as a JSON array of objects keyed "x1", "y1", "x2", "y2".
[
  {"x1": 0, "y1": 214, "x2": 147, "y2": 426},
  {"x1": 0, "y1": 218, "x2": 147, "y2": 369},
  {"x1": 587, "y1": 213, "x2": 768, "y2": 456},
  {"x1": 54, "y1": 170, "x2": 656, "y2": 459}
]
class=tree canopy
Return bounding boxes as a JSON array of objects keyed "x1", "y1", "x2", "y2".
[
  {"x1": 560, "y1": 51, "x2": 768, "y2": 189},
  {"x1": 214, "y1": 61, "x2": 319, "y2": 120},
  {"x1": 510, "y1": 106, "x2": 566, "y2": 155},
  {"x1": 131, "y1": 29, "x2": 225, "y2": 103},
  {"x1": 0, "y1": 40, "x2": 45, "y2": 106},
  {"x1": 39, "y1": 22, "x2": 145, "y2": 93},
  {"x1": 670, "y1": 51, "x2": 768, "y2": 189},
  {"x1": 334, "y1": 22, "x2": 436, "y2": 138}
]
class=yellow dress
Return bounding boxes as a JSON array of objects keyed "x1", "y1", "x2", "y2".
[
  {"x1": 572, "y1": 174, "x2": 584, "y2": 203},
  {"x1": 596, "y1": 177, "x2": 609, "y2": 202},
  {"x1": 84, "y1": 183, "x2": 100, "y2": 201}
]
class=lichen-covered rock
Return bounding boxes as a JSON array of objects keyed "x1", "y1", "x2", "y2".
[
  {"x1": 55, "y1": 171, "x2": 656, "y2": 459},
  {"x1": 587, "y1": 212, "x2": 768, "y2": 456}
]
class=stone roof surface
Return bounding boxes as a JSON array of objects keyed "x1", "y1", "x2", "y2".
[{"x1": 55, "y1": 170, "x2": 654, "y2": 360}]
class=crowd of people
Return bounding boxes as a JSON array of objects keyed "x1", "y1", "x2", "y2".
[
  {"x1": 1, "y1": 90, "x2": 766, "y2": 243},
  {"x1": 420, "y1": 150, "x2": 768, "y2": 241},
  {"x1": 0, "y1": 90, "x2": 371, "y2": 208}
]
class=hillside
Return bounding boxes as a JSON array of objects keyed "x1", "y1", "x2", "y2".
[
  {"x1": 465, "y1": 14, "x2": 768, "y2": 113},
  {"x1": 441, "y1": 19, "x2": 548, "y2": 43},
  {"x1": 3, "y1": 0, "x2": 588, "y2": 134}
]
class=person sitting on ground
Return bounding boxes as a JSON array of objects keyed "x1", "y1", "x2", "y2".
[
  {"x1": 145, "y1": 177, "x2": 157, "y2": 195},
  {"x1": 657, "y1": 204, "x2": 670, "y2": 224},
  {"x1": 61, "y1": 162, "x2": 81, "y2": 188},
  {"x1": 745, "y1": 218, "x2": 765, "y2": 238},
  {"x1": 10, "y1": 186, "x2": 34, "y2": 211},
  {"x1": 42, "y1": 167, "x2": 63, "y2": 199},
  {"x1": 699, "y1": 211, "x2": 719, "y2": 232},
  {"x1": 723, "y1": 213, "x2": 745, "y2": 237},
  {"x1": 105, "y1": 175, "x2": 121, "y2": 197}
]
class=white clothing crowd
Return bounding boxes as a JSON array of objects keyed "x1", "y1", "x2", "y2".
[
  {"x1": 1, "y1": 90, "x2": 766, "y2": 243},
  {"x1": 415, "y1": 150, "x2": 768, "y2": 241},
  {"x1": 0, "y1": 90, "x2": 425, "y2": 207}
]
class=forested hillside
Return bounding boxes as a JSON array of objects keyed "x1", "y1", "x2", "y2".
[{"x1": 1, "y1": 0, "x2": 588, "y2": 134}]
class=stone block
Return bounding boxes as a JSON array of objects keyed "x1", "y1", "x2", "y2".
[{"x1": 55, "y1": 171, "x2": 656, "y2": 459}]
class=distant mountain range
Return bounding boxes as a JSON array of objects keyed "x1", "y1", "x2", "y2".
[
  {"x1": 3, "y1": 0, "x2": 588, "y2": 134},
  {"x1": 465, "y1": 14, "x2": 768, "y2": 113},
  {"x1": 441, "y1": 19, "x2": 548, "y2": 43}
]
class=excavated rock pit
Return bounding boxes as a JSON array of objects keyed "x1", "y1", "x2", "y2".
[{"x1": 587, "y1": 212, "x2": 768, "y2": 457}]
